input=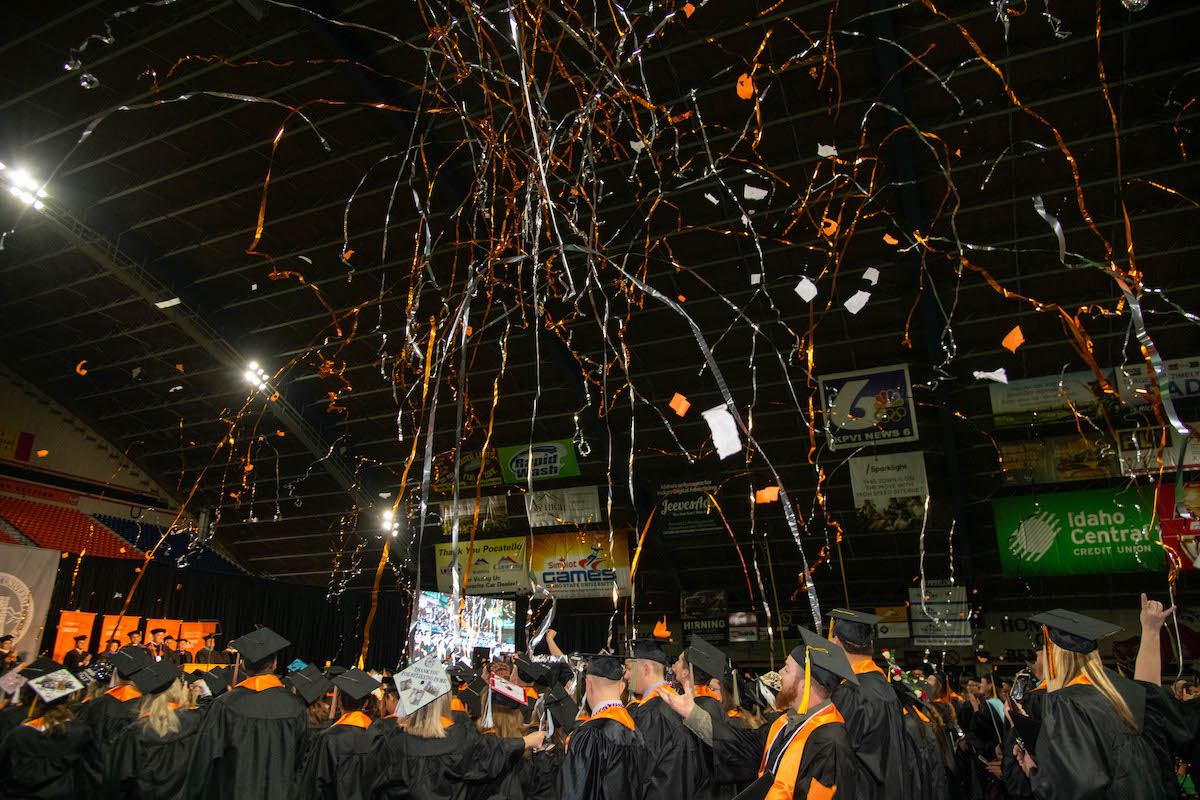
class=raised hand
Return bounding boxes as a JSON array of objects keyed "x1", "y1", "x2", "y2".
[
  {"x1": 1140, "y1": 593, "x2": 1176, "y2": 632},
  {"x1": 660, "y1": 686, "x2": 696, "y2": 720}
]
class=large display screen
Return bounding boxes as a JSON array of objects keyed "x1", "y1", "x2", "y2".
[{"x1": 408, "y1": 590, "x2": 516, "y2": 664}]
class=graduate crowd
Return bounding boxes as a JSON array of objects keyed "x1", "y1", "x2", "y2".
[{"x1": 0, "y1": 592, "x2": 1195, "y2": 800}]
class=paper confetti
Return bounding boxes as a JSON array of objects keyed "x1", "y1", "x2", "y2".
[
  {"x1": 817, "y1": 144, "x2": 838, "y2": 158},
  {"x1": 973, "y1": 368, "x2": 1009, "y2": 384},
  {"x1": 175, "y1": 363, "x2": 184, "y2": 372},
  {"x1": 131, "y1": 367, "x2": 142, "y2": 380},
  {"x1": 169, "y1": 385, "x2": 183, "y2": 393},
  {"x1": 702, "y1": 404, "x2": 743, "y2": 459},
  {"x1": 750, "y1": 273, "x2": 762, "y2": 285},
  {"x1": 36, "y1": 450, "x2": 49, "y2": 458},
  {"x1": 821, "y1": 218, "x2": 838, "y2": 236},
  {"x1": 250, "y1": 283, "x2": 258, "y2": 291},
  {"x1": 703, "y1": 193, "x2": 718, "y2": 205},
  {"x1": 669, "y1": 393, "x2": 691, "y2": 417},
  {"x1": 1002, "y1": 325, "x2": 1025, "y2": 353},
  {"x1": 736, "y1": 73, "x2": 755, "y2": 100},
  {"x1": 755, "y1": 486, "x2": 780, "y2": 504},
  {"x1": 298, "y1": 255, "x2": 312, "y2": 264},
  {"x1": 883, "y1": 233, "x2": 899, "y2": 245},
  {"x1": 683, "y1": 2, "x2": 695, "y2": 17},
  {"x1": 630, "y1": 140, "x2": 645, "y2": 153},
  {"x1": 154, "y1": 297, "x2": 181, "y2": 309},
  {"x1": 743, "y1": 185, "x2": 768, "y2": 201},
  {"x1": 794, "y1": 278, "x2": 819, "y2": 303},
  {"x1": 862, "y1": 268, "x2": 880, "y2": 286},
  {"x1": 75, "y1": 360, "x2": 88, "y2": 375},
  {"x1": 844, "y1": 290, "x2": 871, "y2": 315}
]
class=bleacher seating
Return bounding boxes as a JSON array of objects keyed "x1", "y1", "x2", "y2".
[
  {"x1": 0, "y1": 497, "x2": 143, "y2": 559},
  {"x1": 93, "y1": 514, "x2": 242, "y2": 574}
]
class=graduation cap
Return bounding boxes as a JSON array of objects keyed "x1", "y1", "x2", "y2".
[
  {"x1": 107, "y1": 639, "x2": 122, "y2": 646},
  {"x1": 19, "y1": 657, "x2": 61, "y2": 681},
  {"x1": 109, "y1": 646, "x2": 153, "y2": 679},
  {"x1": 333, "y1": 668, "x2": 382, "y2": 704},
  {"x1": 0, "y1": 635, "x2": 13, "y2": 644},
  {"x1": 624, "y1": 638, "x2": 670, "y2": 666},
  {"x1": 393, "y1": 655, "x2": 452, "y2": 717},
  {"x1": 789, "y1": 628, "x2": 859, "y2": 712},
  {"x1": 584, "y1": 654, "x2": 624, "y2": 681},
  {"x1": 181, "y1": 671, "x2": 203, "y2": 686},
  {"x1": 489, "y1": 676, "x2": 529, "y2": 711},
  {"x1": 543, "y1": 682, "x2": 580, "y2": 734},
  {"x1": 201, "y1": 666, "x2": 232, "y2": 696},
  {"x1": 515, "y1": 655, "x2": 554, "y2": 686},
  {"x1": 131, "y1": 659, "x2": 181, "y2": 695},
  {"x1": 229, "y1": 627, "x2": 290, "y2": 666},
  {"x1": 685, "y1": 635, "x2": 728, "y2": 681},
  {"x1": 1030, "y1": 609, "x2": 1121, "y2": 655},
  {"x1": 325, "y1": 666, "x2": 348, "y2": 679},
  {"x1": 203, "y1": 633, "x2": 218, "y2": 642},
  {"x1": 150, "y1": 628, "x2": 167, "y2": 636},
  {"x1": 27, "y1": 667, "x2": 84, "y2": 705},
  {"x1": 73, "y1": 635, "x2": 87, "y2": 643},
  {"x1": 827, "y1": 609, "x2": 881, "y2": 646},
  {"x1": 288, "y1": 664, "x2": 332, "y2": 705}
]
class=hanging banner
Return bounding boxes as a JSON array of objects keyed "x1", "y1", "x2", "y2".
[
  {"x1": 1158, "y1": 483, "x2": 1200, "y2": 571},
  {"x1": 525, "y1": 486, "x2": 601, "y2": 528},
  {"x1": 818, "y1": 364, "x2": 919, "y2": 450},
  {"x1": 179, "y1": 621, "x2": 218, "y2": 658},
  {"x1": 728, "y1": 611, "x2": 758, "y2": 643},
  {"x1": 528, "y1": 530, "x2": 630, "y2": 599},
  {"x1": 1114, "y1": 356, "x2": 1200, "y2": 420},
  {"x1": 144, "y1": 618, "x2": 181, "y2": 639},
  {"x1": 52, "y1": 610, "x2": 97, "y2": 663},
  {"x1": 680, "y1": 589, "x2": 728, "y2": 644},
  {"x1": 654, "y1": 477, "x2": 723, "y2": 537},
  {"x1": 992, "y1": 489, "x2": 1164, "y2": 577},
  {"x1": 0, "y1": 428, "x2": 35, "y2": 462},
  {"x1": 848, "y1": 451, "x2": 928, "y2": 532},
  {"x1": 497, "y1": 440, "x2": 581, "y2": 483},
  {"x1": 999, "y1": 436, "x2": 1118, "y2": 485},
  {"x1": 988, "y1": 370, "x2": 1106, "y2": 428},
  {"x1": 0, "y1": 543, "x2": 60, "y2": 660},
  {"x1": 874, "y1": 606, "x2": 910, "y2": 639},
  {"x1": 440, "y1": 495, "x2": 510, "y2": 536},
  {"x1": 1115, "y1": 426, "x2": 1200, "y2": 476},
  {"x1": 431, "y1": 448, "x2": 505, "y2": 495},
  {"x1": 100, "y1": 614, "x2": 143, "y2": 646},
  {"x1": 435, "y1": 536, "x2": 527, "y2": 595},
  {"x1": 909, "y1": 583, "x2": 972, "y2": 647}
]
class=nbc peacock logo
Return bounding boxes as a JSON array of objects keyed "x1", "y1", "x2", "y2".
[{"x1": 1009, "y1": 511, "x2": 1061, "y2": 563}]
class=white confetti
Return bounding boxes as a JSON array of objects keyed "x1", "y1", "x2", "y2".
[
  {"x1": 702, "y1": 405, "x2": 743, "y2": 460},
  {"x1": 743, "y1": 185, "x2": 768, "y2": 201},
  {"x1": 740, "y1": 214, "x2": 752, "y2": 228},
  {"x1": 862, "y1": 267, "x2": 880, "y2": 286},
  {"x1": 153, "y1": 297, "x2": 181, "y2": 309},
  {"x1": 250, "y1": 283, "x2": 258, "y2": 291},
  {"x1": 630, "y1": 140, "x2": 645, "y2": 153},
  {"x1": 844, "y1": 290, "x2": 871, "y2": 315},
  {"x1": 794, "y1": 277, "x2": 819, "y2": 303},
  {"x1": 703, "y1": 193, "x2": 718, "y2": 205},
  {"x1": 131, "y1": 367, "x2": 142, "y2": 380},
  {"x1": 750, "y1": 273, "x2": 762, "y2": 285},
  {"x1": 817, "y1": 144, "x2": 838, "y2": 158},
  {"x1": 973, "y1": 368, "x2": 1009, "y2": 384},
  {"x1": 169, "y1": 385, "x2": 183, "y2": 393},
  {"x1": 298, "y1": 256, "x2": 313, "y2": 264}
]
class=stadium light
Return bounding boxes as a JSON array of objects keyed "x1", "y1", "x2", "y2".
[{"x1": 0, "y1": 164, "x2": 48, "y2": 211}]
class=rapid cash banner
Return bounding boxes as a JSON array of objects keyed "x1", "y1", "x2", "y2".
[{"x1": 497, "y1": 439, "x2": 581, "y2": 483}]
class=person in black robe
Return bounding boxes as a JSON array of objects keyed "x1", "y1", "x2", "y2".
[
  {"x1": 290, "y1": 663, "x2": 336, "y2": 765},
  {"x1": 194, "y1": 634, "x2": 226, "y2": 665},
  {"x1": 622, "y1": 637, "x2": 711, "y2": 800},
  {"x1": 893, "y1": 681, "x2": 951, "y2": 800},
  {"x1": 672, "y1": 635, "x2": 737, "y2": 799},
  {"x1": 559, "y1": 654, "x2": 648, "y2": 800},
  {"x1": 1016, "y1": 608, "x2": 1169, "y2": 799},
  {"x1": 0, "y1": 659, "x2": 91, "y2": 800},
  {"x1": 77, "y1": 645, "x2": 152, "y2": 789},
  {"x1": 297, "y1": 667, "x2": 382, "y2": 800},
  {"x1": 825, "y1": 608, "x2": 912, "y2": 800},
  {"x1": 468, "y1": 674, "x2": 547, "y2": 800},
  {"x1": 362, "y1": 656, "x2": 543, "y2": 799},
  {"x1": 103, "y1": 659, "x2": 203, "y2": 800},
  {"x1": 183, "y1": 626, "x2": 306, "y2": 800},
  {"x1": 1000, "y1": 660, "x2": 1046, "y2": 799},
  {"x1": 95, "y1": 639, "x2": 122, "y2": 666},
  {"x1": 63, "y1": 637, "x2": 91, "y2": 672},
  {"x1": 175, "y1": 640, "x2": 194, "y2": 665}
]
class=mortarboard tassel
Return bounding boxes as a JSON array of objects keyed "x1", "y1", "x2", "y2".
[
  {"x1": 1042, "y1": 625, "x2": 1056, "y2": 681},
  {"x1": 799, "y1": 648, "x2": 812, "y2": 715},
  {"x1": 731, "y1": 665, "x2": 740, "y2": 708},
  {"x1": 482, "y1": 685, "x2": 494, "y2": 731}
]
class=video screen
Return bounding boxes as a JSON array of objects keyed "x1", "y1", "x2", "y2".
[{"x1": 408, "y1": 591, "x2": 516, "y2": 664}]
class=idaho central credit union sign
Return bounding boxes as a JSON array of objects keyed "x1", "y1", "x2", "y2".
[
  {"x1": 817, "y1": 364, "x2": 919, "y2": 451},
  {"x1": 993, "y1": 488, "x2": 1165, "y2": 577},
  {"x1": 529, "y1": 531, "x2": 631, "y2": 598},
  {"x1": 497, "y1": 439, "x2": 581, "y2": 483}
]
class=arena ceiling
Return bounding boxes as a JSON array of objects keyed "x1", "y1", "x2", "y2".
[{"x1": 1, "y1": 0, "x2": 1198, "y2": 623}]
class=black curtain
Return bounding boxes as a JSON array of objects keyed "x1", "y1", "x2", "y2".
[{"x1": 40, "y1": 554, "x2": 410, "y2": 670}]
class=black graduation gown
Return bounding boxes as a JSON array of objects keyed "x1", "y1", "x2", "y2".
[
  {"x1": 901, "y1": 704, "x2": 950, "y2": 800},
  {"x1": 752, "y1": 705, "x2": 857, "y2": 800},
  {"x1": 298, "y1": 712, "x2": 376, "y2": 800},
  {"x1": 194, "y1": 648, "x2": 226, "y2": 665},
  {"x1": 1001, "y1": 687, "x2": 1045, "y2": 799},
  {"x1": 0, "y1": 720, "x2": 92, "y2": 800},
  {"x1": 363, "y1": 719, "x2": 526, "y2": 800},
  {"x1": 630, "y1": 693, "x2": 712, "y2": 800},
  {"x1": 77, "y1": 686, "x2": 144, "y2": 790},
  {"x1": 831, "y1": 668, "x2": 910, "y2": 800},
  {"x1": 559, "y1": 710, "x2": 649, "y2": 800},
  {"x1": 183, "y1": 677, "x2": 306, "y2": 800},
  {"x1": 0, "y1": 701, "x2": 29, "y2": 740},
  {"x1": 1030, "y1": 680, "x2": 1163, "y2": 800},
  {"x1": 695, "y1": 694, "x2": 738, "y2": 800},
  {"x1": 517, "y1": 746, "x2": 564, "y2": 799},
  {"x1": 103, "y1": 708, "x2": 205, "y2": 800},
  {"x1": 63, "y1": 650, "x2": 89, "y2": 671}
]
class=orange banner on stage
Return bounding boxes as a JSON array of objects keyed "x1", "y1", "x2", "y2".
[
  {"x1": 52, "y1": 611, "x2": 97, "y2": 663},
  {"x1": 100, "y1": 615, "x2": 142, "y2": 646},
  {"x1": 179, "y1": 621, "x2": 217, "y2": 658}
]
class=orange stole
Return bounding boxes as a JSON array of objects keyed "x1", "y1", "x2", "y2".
[
  {"x1": 334, "y1": 711, "x2": 372, "y2": 729},
  {"x1": 236, "y1": 675, "x2": 283, "y2": 692},
  {"x1": 758, "y1": 705, "x2": 844, "y2": 800},
  {"x1": 566, "y1": 704, "x2": 635, "y2": 752},
  {"x1": 105, "y1": 685, "x2": 142, "y2": 702}
]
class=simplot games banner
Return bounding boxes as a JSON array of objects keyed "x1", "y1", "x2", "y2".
[{"x1": 528, "y1": 530, "x2": 630, "y2": 598}]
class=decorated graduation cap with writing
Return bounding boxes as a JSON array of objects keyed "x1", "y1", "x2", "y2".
[
  {"x1": 26, "y1": 663, "x2": 84, "y2": 705},
  {"x1": 393, "y1": 655, "x2": 452, "y2": 716},
  {"x1": 489, "y1": 675, "x2": 528, "y2": 710},
  {"x1": 1030, "y1": 609, "x2": 1121, "y2": 655},
  {"x1": 826, "y1": 608, "x2": 881, "y2": 647}
]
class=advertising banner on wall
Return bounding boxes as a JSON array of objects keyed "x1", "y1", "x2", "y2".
[
  {"x1": 528, "y1": 530, "x2": 630, "y2": 598},
  {"x1": 654, "y1": 477, "x2": 722, "y2": 537},
  {"x1": 435, "y1": 536, "x2": 527, "y2": 595},
  {"x1": 1115, "y1": 356, "x2": 1200, "y2": 419},
  {"x1": 993, "y1": 489, "x2": 1165, "y2": 576},
  {"x1": 818, "y1": 364, "x2": 919, "y2": 450},
  {"x1": 440, "y1": 495, "x2": 509, "y2": 536},
  {"x1": 1115, "y1": 426, "x2": 1200, "y2": 476},
  {"x1": 908, "y1": 582, "x2": 972, "y2": 647},
  {"x1": 680, "y1": 589, "x2": 728, "y2": 643},
  {"x1": 497, "y1": 440, "x2": 581, "y2": 483},
  {"x1": 52, "y1": 610, "x2": 96, "y2": 663},
  {"x1": 999, "y1": 435, "x2": 1119, "y2": 485},
  {"x1": 728, "y1": 611, "x2": 759, "y2": 643},
  {"x1": 848, "y1": 451, "x2": 927, "y2": 532},
  {"x1": 525, "y1": 486, "x2": 601, "y2": 528},
  {"x1": 0, "y1": 543, "x2": 59, "y2": 660},
  {"x1": 874, "y1": 606, "x2": 911, "y2": 639},
  {"x1": 988, "y1": 370, "x2": 1106, "y2": 427},
  {"x1": 430, "y1": 448, "x2": 505, "y2": 495},
  {"x1": 100, "y1": 614, "x2": 142, "y2": 647},
  {"x1": 1158, "y1": 483, "x2": 1200, "y2": 571}
]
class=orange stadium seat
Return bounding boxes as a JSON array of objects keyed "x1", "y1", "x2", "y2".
[{"x1": 0, "y1": 497, "x2": 144, "y2": 559}]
